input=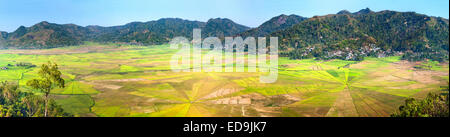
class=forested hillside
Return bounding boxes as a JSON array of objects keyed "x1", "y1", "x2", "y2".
[
  {"x1": 5, "y1": 21, "x2": 89, "y2": 49},
  {"x1": 1, "y1": 18, "x2": 250, "y2": 48},
  {"x1": 1, "y1": 8, "x2": 448, "y2": 62},
  {"x1": 271, "y1": 8, "x2": 449, "y2": 61},
  {"x1": 237, "y1": 14, "x2": 308, "y2": 37}
]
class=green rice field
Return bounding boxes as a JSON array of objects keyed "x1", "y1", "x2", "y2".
[{"x1": 0, "y1": 43, "x2": 448, "y2": 117}]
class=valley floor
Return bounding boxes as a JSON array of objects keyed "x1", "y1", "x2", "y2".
[{"x1": 0, "y1": 43, "x2": 448, "y2": 117}]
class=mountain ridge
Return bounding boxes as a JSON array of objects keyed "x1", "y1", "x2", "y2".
[
  {"x1": 2, "y1": 18, "x2": 251, "y2": 48},
  {"x1": 0, "y1": 9, "x2": 448, "y2": 62},
  {"x1": 237, "y1": 14, "x2": 308, "y2": 37}
]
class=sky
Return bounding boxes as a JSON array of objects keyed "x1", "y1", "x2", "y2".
[{"x1": 0, "y1": 0, "x2": 449, "y2": 32}]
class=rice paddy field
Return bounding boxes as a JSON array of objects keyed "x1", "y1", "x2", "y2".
[{"x1": 0, "y1": 43, "x2": 448, "y2": 117}]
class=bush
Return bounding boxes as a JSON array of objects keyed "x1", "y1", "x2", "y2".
[
  {"x1": 0, "y1": 81, "x2": 72, "y2": 117},
  {"x1": 391, "y1": 92, "x2": 449, "y2": 117}
]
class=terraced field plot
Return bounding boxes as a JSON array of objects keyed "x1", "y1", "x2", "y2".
[{"x1": 0, "y1": 43, "x2": 448, "y2": 117}]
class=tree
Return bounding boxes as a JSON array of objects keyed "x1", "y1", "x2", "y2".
[
  {"x1": 21, "y1": 93, "x2": 44, "y2": 117},
  {"x1": 1, "y1": 81, "x2": 70, "y2": 117},
  {"x1": 26, "y1": 61, "x2": 65, "y2": 117},
  {"x1": 391, "y1": 92, "x2": 449, "y2": 117},
  {"x1": 0, "y1": 81, "x2": 20, "y2": 104},
  {"x1": 0, "y1": 81, "x2": 25, "y2": 117}
]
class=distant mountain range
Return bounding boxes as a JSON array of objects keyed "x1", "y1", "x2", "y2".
[
  {"x1": 1, "y1": 18, "x2": 250, "y2": 48},
  {"x1": 0, "y1": 8, "x2": 448, "y2": 61},
  {"x1": 237, "y1": 14, "x2": 308, "y2": 37}
]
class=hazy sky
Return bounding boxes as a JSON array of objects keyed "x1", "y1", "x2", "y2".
[{"x1": 0, "y1": 0, "x2": 448, "y2": 32}]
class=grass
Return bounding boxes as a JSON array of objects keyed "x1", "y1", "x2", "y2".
[
  {"x1": 53, "y1": 81, "x2": 99, "y2": 95},
  {"x1": 0, "y1": 43, "x2": 447, "y2": 117},
  {"x1": 54, "y1": 95, "x2": 95, "y2": 117},
  {"x1": 414, "y1": 60, "x2": 449, "y2": 72}
]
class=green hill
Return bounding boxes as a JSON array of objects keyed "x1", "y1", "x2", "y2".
[
  {"x1": 1, "y1": 9, "x2": 448, "y2": 62},
  {"x1": 237, "y1": 14, "x2": 308, "y2": 37},
  {"x1": 89, "y1": 18, "x2": 207, "y2": 45},
  {"x1": 271, "y1": 9, "x2": 449, "y2": 61},
  {"x1": 6, "y1": 21, "x2": 89, "y2": 48},
  {"x1": 2, "y1": 18, "x2": 250, "y2": 48},
  {"x1": 0, "y1": 31, "x2": 7, "y2": 47}
]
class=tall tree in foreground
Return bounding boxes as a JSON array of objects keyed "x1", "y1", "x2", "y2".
[
  {"x1": 26, "y1": 61, "x2": 65, "y2": 117},
  {"x1": 1, "y1": 81, "x2": 70, "y2": 117}
]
